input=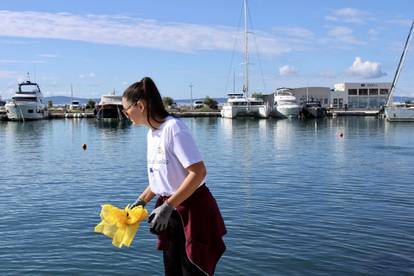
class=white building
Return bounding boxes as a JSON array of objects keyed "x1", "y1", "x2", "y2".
[{"x1": 333, "y1": 82, "x2": 391, "y2": 109}]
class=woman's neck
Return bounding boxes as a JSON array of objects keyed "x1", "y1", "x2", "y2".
[{"x1": 147, "y1": 115, "x2": 167, "y2": 130}]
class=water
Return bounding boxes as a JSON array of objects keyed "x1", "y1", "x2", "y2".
[{"x1": 0, "y1": 117, "x2": 413, "y2": 275}]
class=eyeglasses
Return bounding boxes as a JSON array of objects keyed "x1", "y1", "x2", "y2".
[{"x1": 122, "y1": 102, "x2": 137, "y2": 118}]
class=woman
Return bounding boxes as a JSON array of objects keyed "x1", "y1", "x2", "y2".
[{"x1": 122, "y1": 77, "x2": 226, "y2": 276}]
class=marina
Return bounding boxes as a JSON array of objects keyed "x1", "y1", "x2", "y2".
[
  {"x1": 1, "y1": 0, "x2": 414, "y2": 275},
  {"x1": 1, "y1": 117, "x2": 413, "y2": 275}
]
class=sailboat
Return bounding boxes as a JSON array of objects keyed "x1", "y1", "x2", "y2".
[
  {"x1": 384, "y1": 20, "x2": 414, "y2": 122},
  {"x1": 221, "y1": 0, "x2": 270, "y2": 119}
]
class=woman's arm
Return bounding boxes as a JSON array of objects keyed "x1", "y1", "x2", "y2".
[
  {"x1": 139, "y1": 185, "x2": 156, "y2": 204},
  {"x1": 166, "y1": 161, "x2": 206, "y2": 208}
]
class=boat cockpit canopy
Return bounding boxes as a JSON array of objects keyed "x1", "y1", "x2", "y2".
[{"x1": 18, "y1": 82, "x2": 40, "y2": 94}]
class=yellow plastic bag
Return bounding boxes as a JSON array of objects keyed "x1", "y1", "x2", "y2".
[{"x1": 95, "y1": 204, "x2": 148, "y2": 248}]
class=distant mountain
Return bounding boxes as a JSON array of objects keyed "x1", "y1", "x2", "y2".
[
  {"x1": 175, "y1": 97, "x2": 227, "y2": 105},
  {"x1": 45, "y1": 96, "x2": 100, "y2": 105},
  {"x1": 43, "y1": 96, "x2": 228, "y2": 106}
]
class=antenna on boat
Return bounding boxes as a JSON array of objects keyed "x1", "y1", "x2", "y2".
[
  {"x1": 386, "y1": 20, "x2": 414, "y2": 106},
  {"x1": 233, "y1": 69, "x2": 236, "y2": 94},
  {"x1": 34, "y1": 64, "x2": 37, "y2": 83},
  {"x1": 243, "y1": 0, "x2": 249, "y2": 98},
  {"x1": 70, "y1": 83, "x2": 73, "y2": 104},
  {"x1": 26, "y1": 72, "x2": 30, "y2": 82}
]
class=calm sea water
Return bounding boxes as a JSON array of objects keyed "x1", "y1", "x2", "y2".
[{"x1": 0, "y1": 117, "x2": 413, "y2": 275}]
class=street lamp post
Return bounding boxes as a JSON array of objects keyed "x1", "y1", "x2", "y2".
[{"x1": 189, "y1": 83, "x2": 194, "y2": 110}]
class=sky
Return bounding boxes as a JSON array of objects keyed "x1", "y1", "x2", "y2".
[{"x1": 0, "y1": 0, "x2": 413, "y2": 100}]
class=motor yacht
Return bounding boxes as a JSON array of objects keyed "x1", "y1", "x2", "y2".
[
  {"x1": 272, "y1": 88, "x2": 300, "y2": 118},
  {"x1": 5, "y1": 80, "x2": 48, "y2": 121}
]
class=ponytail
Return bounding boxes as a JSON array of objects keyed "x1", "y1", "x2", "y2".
[{"x1": 122, "y1": 77, "x2": 170, "y2": 129}]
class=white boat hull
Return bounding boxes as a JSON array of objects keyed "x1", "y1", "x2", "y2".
[
  {"x1": 221, "y1": 105, "x2": 270, "y2": 119},
  {"x1": 272, "y1": 105, "x2": 300, "y2": 118},
  {"x1": 385, "y1": 106, "x2": 414, "y2": 122},
  {"x1": 5, "y1": 103, "x2": 48, "y2": 120}
]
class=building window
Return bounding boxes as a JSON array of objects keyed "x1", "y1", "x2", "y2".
[
  {"x1": 369, "y1": 89, "x2": 378, "y2": 95},
  {"x1": 348, "y1": 97, "x2": 358, "y2": 108},
  {"x1": 359, "y1": 97, "x2": 369, "y2": 108},
  {"x1": 380, "y1": 89, "x2": 389, "y2": 95},
  {"x1": 369, "y1": 97, "x2": 379, "y2": 108},
  {"x1": 348, "y1": 89, "x2": 357, "y2": 95},
  {"x1": 324, "y1": 98, "x2": 328, "y2": 105},
  {"x1": 359, "y1": 89, "x2": 368, "y2": 95}
]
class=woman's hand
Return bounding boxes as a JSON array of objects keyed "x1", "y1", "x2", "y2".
[{"x1": 148, "y1": 201, "x2": 174, "y2": 233}]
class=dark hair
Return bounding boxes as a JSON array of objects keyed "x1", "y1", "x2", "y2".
[{"x1": 122, "y1": 77, "x2": 170, "y2": 129}]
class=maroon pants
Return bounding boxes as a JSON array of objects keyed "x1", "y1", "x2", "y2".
[{"x1": 163, "y1": 211, "x2": 206, "y2": 276}]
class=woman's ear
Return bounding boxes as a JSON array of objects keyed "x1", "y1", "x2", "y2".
[{"x1": 137, "y1": 100, "x2": 146, "y2": 112}]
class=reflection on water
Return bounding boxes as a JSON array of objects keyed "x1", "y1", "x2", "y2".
[{"x1": 1, "y1": 117, "x2": 414, "y2": 275}]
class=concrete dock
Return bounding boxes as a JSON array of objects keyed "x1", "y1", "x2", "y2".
[{"x1": 326, "y1": 110, "x2": 380, "y2": 117}]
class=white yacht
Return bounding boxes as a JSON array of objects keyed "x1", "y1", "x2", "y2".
[
  {"x1": 94, "y1": 94, "x2": 126, "y2": 120},
  {"x1": 221, "y1": 0, "x2": 270, "y2": 119},
  {"x1": 5, "y1": 80, "x2": 48, "y2": 121},
  {"x1": 221, "y1": 93, "x2": 269, "y2": 118},
  {"x1": 384, "y1": 20, "x2": 414, "y2": 122},
  {"x1": 272, "y1": 88, "x2": 300, "y2": 118}
]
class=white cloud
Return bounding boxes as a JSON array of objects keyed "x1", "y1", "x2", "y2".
[
  {"x1": 346, "y1": 57, "x2": 386, "y2": 79},
  {"x1": 387, "y1": 18, "x2": 412, "y2": 26},
  {"x1": 0, "y1": 10, "x2": 291, "y2": 56},
  {"x1": 0, "y1": 70, "x2": 22, "y2": 79},
  {"x1": 327, "y1": 26, "x2": 364, "y2": 45},
  {"x1": 279, "y1": 65, "x2": 298, "y2": 76},
  {"x1": 0, "y1": 59, "x2": 45, "y2": 64},
  {"x1": 38, "y1": 54, "x2": 58, "y2": 58},
  {"x1": 325, "y1": 8, "x2": 374, "y2": 24},
  {"x1": 272, "y1": 27, "x2": 314, "y2": 39},
  {"x1": 80, "y1": 72, "x2": 96, "y2": 79}
]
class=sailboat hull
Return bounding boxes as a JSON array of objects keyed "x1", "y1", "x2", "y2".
[
  {"x1": 385, "y1": 106, "x2": 414, "y2": 121},
  {"x1": 221, "y1": 105, "x2": 269, "y2": 118}
]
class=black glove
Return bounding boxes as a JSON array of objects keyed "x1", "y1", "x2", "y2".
[
  {"x1": 148, "y1": 202, "x2": 174, "y2": 234},
  {"x1": 130, "y1": 197, "x2": 147, "y2": 209}
]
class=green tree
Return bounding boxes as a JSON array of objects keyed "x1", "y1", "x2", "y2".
[
  {"x1": 86, "y1": 99, "x2": 96, "y2": 109},
  {"x1": 163, "y1": 96, "x2": 174, "y2": 107},
  {"x1": 251, "y1": 92, "x2": 264, "y2": 99},
  {"x1": 203, "y1": 96, "x2": 218, "y2": 109},
  {"x1": 48, "y1": 100, "x2": 53, "y2": 108}
]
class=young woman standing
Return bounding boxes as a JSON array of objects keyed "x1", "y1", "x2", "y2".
[{"x1": 122, "y1": 77, "x2": 226, "y2": 276}]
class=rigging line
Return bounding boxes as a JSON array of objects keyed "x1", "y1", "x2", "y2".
[
  {"x1": 247, "y1": 3, "x2": 267, "y2": 93},
  {"x1": 224, "y1": 2, "x2": 244, "y2": 94},
  {"x1": 387, "y1": 20, "x2": 414, "y2": 105}
]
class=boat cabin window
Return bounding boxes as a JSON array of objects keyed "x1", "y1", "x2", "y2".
[
  {"x1": 19, "y1": 85, "x2": 39, "y2": 94},
  {"x1": 12, "y1": 96, "x2": 37, "y2": 101},
  {"x1": 379, "y1": 89, "x2": 389, "y2": 95}
]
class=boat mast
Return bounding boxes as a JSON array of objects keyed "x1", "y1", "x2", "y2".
[
  {"x1": 386, "y1": 20, "x2": 414, "y2": 106},
  {"x1": 243, "y1": 0, "x2": 249, "y2": 98},
  {"x1": 70, "y1": 84, "x2": 73, "y2": 104}
]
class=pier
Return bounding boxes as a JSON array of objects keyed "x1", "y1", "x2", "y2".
[{"x1": 326, "y1": 109, "x2": 380, "y2": 117}]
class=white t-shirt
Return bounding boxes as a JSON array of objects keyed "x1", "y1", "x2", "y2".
[{"x1": 147, "y1": 116, "x2": 205, "y2": 196}]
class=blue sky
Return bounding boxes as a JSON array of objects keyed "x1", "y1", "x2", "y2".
[{"x1": 0, "y1": 0, "x2": 413, "y2": 100}]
